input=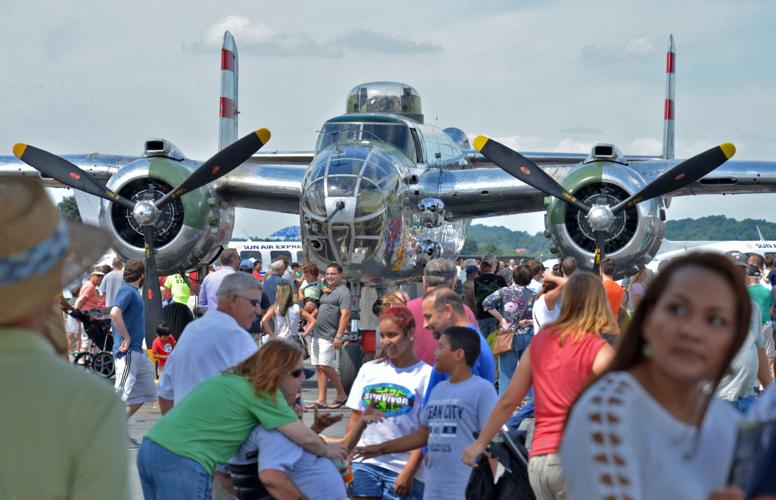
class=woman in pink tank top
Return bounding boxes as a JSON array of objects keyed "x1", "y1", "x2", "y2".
[{"x1": 462, "y1": 272, "x2": 616, "y2": 500}]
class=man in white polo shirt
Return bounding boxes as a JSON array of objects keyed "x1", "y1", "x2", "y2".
[{"x1": 157, "y1": 272, "x2": 262, "y2": 414}]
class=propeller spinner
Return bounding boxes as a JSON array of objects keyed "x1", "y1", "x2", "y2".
[
  {"x1": 14, "y1": 128, "x2": 271, "y2": 344},
  {"x1": 473, "y1": 136, "x2": 735, "y2": 274}
]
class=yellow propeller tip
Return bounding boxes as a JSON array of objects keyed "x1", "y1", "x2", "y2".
[
  {"x1": 256, "y1": 128, "x2": 271, "y2": 144},
  {"x1": 472, "y1": 135, "x2": 489, "y2": 152},
  {"x1": 12, "y1": 143, "x2": 27, "y2": 159},
  {"x1": 720, "y1": 142, "x2": 735, "y2": 160}
]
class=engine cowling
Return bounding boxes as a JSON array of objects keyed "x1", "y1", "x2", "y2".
[
  {"x1": 544, "y1": 161, "x2": 665, "y2": 278},
  {"x1": 98, "y1": 152, "x2": 234, "y2": 274}
]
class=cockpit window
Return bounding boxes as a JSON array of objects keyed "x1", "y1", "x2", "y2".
[{"x1": 317, "y1": 122, "x2": 417, "y2": 162}]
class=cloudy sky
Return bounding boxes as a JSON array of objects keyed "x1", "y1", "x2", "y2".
[{"x1": 2, "y1": 0, "x2": 775, "y2": 237}]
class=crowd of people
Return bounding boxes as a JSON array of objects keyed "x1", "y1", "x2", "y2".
[{"x1": 2, "y1": 176, "x2": 776, "y2": 499}]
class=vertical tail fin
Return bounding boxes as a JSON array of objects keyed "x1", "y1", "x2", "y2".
[
  {"x1": 218, "y1": 31, "x2": 238, "y2": 151},
  {"x1": 662, "y1": 34, "x2": 676, "y2": 159}
]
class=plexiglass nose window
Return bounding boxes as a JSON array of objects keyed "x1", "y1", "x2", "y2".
[{"x1": 303, "y1": 143, "x2": 402, "y2": 265}]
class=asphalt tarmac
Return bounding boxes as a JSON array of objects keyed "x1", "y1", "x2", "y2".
[{"x1": 127, "y1": 384, "x2": 351, "y2": 500}]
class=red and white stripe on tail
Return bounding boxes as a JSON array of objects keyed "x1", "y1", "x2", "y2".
[
  {"x1": 219, "y1": 31, "x2": 238, "y2": 151},
  {"x1": 662, "y1": 34, "x2": 676, "y2": 160}
]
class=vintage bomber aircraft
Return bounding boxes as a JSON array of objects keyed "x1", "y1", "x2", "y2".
[{"x1": 3, "y1": 33, "x2": 776, "y2": 343}]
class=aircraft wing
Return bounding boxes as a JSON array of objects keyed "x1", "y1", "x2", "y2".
[
  {"x1": 216, "y1": 155, "x2": 309, "y2": 214},
  {"x1": 0, "y1": 154, "x2": 136, "y2": 186},
  {"x1": 437, "y1": 165, "x2": 576, "y2": 220},
  {"x1": 464, "y1": 150, "x2": 659, "y2": 167},
  {"x1": 631, "y1": 159, "x2": 776, "y2": 196},
  {"x1": 438, "y1": 158, "x2": 776, "y2": 221},
  {"x1": 0, "y1": 150, "x2": 310, "y2": 215}
]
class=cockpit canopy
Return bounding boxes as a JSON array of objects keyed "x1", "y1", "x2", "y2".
[
  {"x1": 316, "y1": 115, "x2": 419, "y2": 162},
  {"x1": 345, "y1": 82, "x2": 423, "y2": 123}
]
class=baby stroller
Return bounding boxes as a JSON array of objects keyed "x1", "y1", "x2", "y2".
[
  {"x1": 69, "y1": 308, "x2": 115, "y2": 379},
  {"x1": 466, "y1": 427, "x2": 535, "y2": 500}
]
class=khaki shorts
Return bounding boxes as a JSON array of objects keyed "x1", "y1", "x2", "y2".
[{"x1": 309, "y1": 337, "x2": 336, "y2": 368}]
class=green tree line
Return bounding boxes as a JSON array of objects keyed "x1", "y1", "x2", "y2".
[{"x1": 463, "y1": 216, "x2": 776, "y2": 257}]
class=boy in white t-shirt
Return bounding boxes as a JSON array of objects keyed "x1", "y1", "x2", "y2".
[{"x1": 355, "y1": 326, "x2": 498, "y2": 500}]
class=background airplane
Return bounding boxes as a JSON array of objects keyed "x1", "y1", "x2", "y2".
[{"x1": 3, "y1": 33, "x2": 776, "y2": 342}]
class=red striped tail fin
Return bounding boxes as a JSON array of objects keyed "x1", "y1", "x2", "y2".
[
  {"x1": 219, "y1": 31, "x2": 238, "y2": 151},
  {"x1": 662, "y1": 34, "x2": 676, "y2": 160}
]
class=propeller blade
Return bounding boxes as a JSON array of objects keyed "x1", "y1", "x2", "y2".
[
  {"x1": 13, "y1": 143, "x2": 135, "y2": 210},
  {"x1": 612, "y1": 143, "x2": 735, "y2": 214},
  {"x1": 155, "y1": 128, "x2": 271, "y2": 209},
  {"x1": 592, "y1": 230, "x2": 607, "y2": 275},
  {"x1": 473, "y1": 135, "x2": 592, "y2": 214},
  {"x1": 142, "y1": 227, "x2": 163, "y2": 348}
]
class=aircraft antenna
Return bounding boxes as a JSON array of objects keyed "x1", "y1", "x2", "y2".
[
  {"x1": 219, "y1": 31, "x2": 239, "y2": 151},
  {"x1": 662, "y1": 34, "x2": 676, "y2": 160}
]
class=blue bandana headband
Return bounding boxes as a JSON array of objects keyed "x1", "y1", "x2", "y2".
[{"x1": 0, "y1": 219, "x2": 70, "y2": 286}]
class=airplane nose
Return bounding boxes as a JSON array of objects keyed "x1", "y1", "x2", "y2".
[{"x1": 302, "y1": 143, "x2": 403, "y2": 266}]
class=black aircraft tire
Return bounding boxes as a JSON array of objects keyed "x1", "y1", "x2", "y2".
[{"x1": 340, "y1": 342, "x2": 364, "y2": 396}]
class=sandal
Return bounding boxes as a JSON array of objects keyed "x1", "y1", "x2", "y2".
[
  {"x1": 305, "y1": 401, "x2": 326, "y2": 410},
  {"x1": 327, "y1": 399, "x2": 347, "y2": 409}
]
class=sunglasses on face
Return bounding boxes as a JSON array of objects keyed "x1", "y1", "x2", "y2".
[
  {"x1": 290, "y1": 368, "x2": 304, "y2": 378},
  {"x1": 236, "y1": 295, "x2": 261, "y2": 307}
]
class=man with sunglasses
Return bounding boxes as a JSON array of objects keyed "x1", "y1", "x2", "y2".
[{"x1": 157, "y1": 272, "x2": 262, "y2": 415}]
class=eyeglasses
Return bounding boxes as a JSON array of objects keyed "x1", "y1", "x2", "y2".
[
  {"x1": 290, "y1": 368, "x2": 304, "y2": 378},
  {"x1": 236, "y1": 295, "x2": 261, "y2": 307}
]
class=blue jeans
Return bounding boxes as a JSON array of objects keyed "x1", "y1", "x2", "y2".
[
  {"x1": 350, "y1": 462, "x2": 424, "y2": 499},
  {"x1": 497, "y1": 333, "x2": 533, "y2": 396},
  {"x1": 137, "y1": 439, "x2": 212, "y2": 500}
]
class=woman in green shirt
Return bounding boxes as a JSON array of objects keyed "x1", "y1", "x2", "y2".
[{"x1": 137, "y1": 339, "x2": 346, "y2": 499}]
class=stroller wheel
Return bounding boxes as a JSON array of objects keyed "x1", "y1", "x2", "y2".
[
  {"x1": 73, "y1": 352, "x2": 94, "y2": 371},
  {"x1": 92, "y1": 352, "x2": 115, "y2": 379}
]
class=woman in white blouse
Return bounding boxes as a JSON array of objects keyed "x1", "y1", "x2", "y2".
[{"x1": 561, "y1": 253, "x2": 751, "y2": 500}]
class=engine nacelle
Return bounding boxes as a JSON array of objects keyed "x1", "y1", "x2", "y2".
[
  {"x1": 98, "y1": 152, "x2": 234, "y2": 274},
  {"x1": 544, "y1": 162, "x2": 664, "y2": 278}
]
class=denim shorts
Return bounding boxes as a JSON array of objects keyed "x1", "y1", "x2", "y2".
[{"x1": 350, "y1": 462, "x2": 424, "y2": 500}]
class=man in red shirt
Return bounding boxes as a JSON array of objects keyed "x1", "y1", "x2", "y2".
[
  {"x1": 406, "y1": 258, "x2": 478, "y2": 365},
  {"x1": 600, "y1": 258, "x2": 624, "y2": 332}
]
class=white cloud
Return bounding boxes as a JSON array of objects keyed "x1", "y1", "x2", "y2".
[{"x1": 186, "y1": 16, "x2": 442, "y2": 58}]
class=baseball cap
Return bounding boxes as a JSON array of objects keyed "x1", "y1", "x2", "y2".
[
  {"x1": 748, "y1": 265, "x2": 763, "y2": 278},
  {"x1": 465, "y1": 265, "x2": 480, "y2": 274},
  {"x1": 90, "y1": 268, "x2": 105, "y2": 276},
  {"x1": 239, "y1": 259, "x2": 253, "y2": 270}
]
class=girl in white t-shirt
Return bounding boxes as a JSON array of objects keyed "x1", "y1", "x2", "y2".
[
  {"x1": 561, "y1": 253, "x2": 753, "y2": 500},
  {"x1": 261, "y1": 283, "x2": 310, "y2": 340},
  {"x1": 344, "y1": 306, "x2": 432, "y2": 499}
]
